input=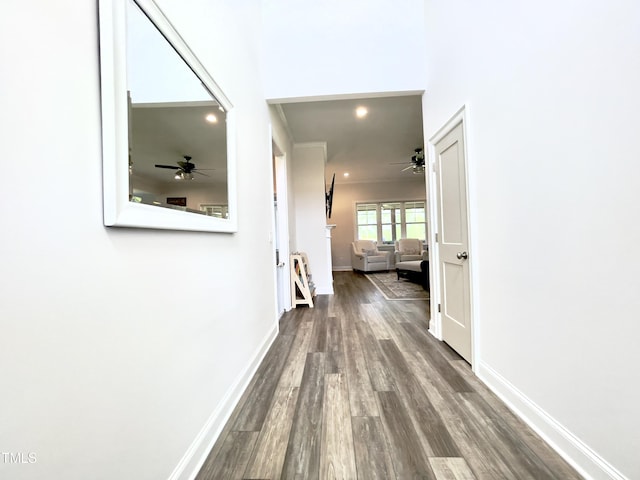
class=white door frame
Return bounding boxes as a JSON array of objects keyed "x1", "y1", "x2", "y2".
[
  {"x1": 271, "y1": 134, "x2": 293, "y2": 316},
  {"x1": 425, "y1": 105, "x2": 479, "y2": 369},
  {"x1": 274, "y1": 152, "x2": 292, "y2": 313}
]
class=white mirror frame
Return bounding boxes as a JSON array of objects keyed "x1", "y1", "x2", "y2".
[{"x1": 98, "y1": 0, "x2": 238, "y2": 232}]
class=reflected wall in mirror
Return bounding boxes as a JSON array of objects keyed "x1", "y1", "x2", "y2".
[{"x1": 99, "y1": 0, "x2": 237, "y2": 232}]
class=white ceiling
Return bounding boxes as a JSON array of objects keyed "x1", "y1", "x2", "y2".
[
  {"x1": 130, "y1": 103, "x2": 227, "y2": 186},
  {"x1": 277, "y1": 94, "x2": 425, "y2": 185}
]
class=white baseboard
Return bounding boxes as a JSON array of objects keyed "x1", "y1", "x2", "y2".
[
  {"x1": 477, "y1": 361, "x2": 628, "y2": 480},
  {"x1": 167, "y1": 324, "x2": 279, "y2": 480},
  {"x1": 332, "y1": 266, "x2": 352, "y2": 271}
]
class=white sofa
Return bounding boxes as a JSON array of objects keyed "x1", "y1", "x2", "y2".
[{"x1": 351, "y1": 240, "x2": 391, "y2": 272}]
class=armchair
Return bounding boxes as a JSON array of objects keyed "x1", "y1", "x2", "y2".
[
  {"x1": 394, "y1": 238, "x2": 428, "y2": 264},
  {"x1": 351, "y1": 240, "x2": 391, "y2": 272}
]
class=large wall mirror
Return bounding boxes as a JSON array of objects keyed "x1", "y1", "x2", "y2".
[{"x1": 98, "y1": 0, "x2": 237, "y2": 232}]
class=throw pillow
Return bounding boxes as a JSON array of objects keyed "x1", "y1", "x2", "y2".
[
  {"x1": 404, "y1": 248, "x2": 419, "y2": 255},
  {"x1": 363, "y1": 248, "x2": 379, "y2": 256}
]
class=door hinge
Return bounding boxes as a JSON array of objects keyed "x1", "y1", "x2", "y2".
[
  {"x1": 435, "y1": 233, "x2": 438, "y2": 243},
  {"x1": 438, "y1": 303, "x2": 441, "y2": 313}
]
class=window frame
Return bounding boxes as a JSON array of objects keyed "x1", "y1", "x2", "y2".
[
  {"x1": 355, "y1": 203, "x2": 379, "y2": 242},
  {"x1": 355, "y1": 200, "x2": 427, "y2": 244}
]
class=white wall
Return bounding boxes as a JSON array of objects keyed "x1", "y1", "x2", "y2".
[
  {"x1": 292, "y1": 143, "x2": 333, "y2": 294},
  {"x1": 262, "y1": 0, "x2": 427, "y2": 100},
  {"x1": 423, "y1": 1, "x2": 640, "y2": 479},
  {"x1": 0, "y1": 1, "x2": 277, "y2": 479},
  {"x1": 330, "y1": 180, "x2": 427, "y2": 269}
]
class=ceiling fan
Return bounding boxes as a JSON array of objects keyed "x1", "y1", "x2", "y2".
[
  {"x1": 154, "y1": 155, "x2": 214, "y2": 180},
  {"x1": 390, "y1": 148, "x2": 425, "y2": 174}
]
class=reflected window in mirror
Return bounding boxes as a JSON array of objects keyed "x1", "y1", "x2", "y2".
[{"x1": 200, "y1": 204, "x2": 229, "y2": 219}]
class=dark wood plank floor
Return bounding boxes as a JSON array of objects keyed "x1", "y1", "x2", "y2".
[{"x1": 196, "y1": 271, "x2": 582, "y2": 480}]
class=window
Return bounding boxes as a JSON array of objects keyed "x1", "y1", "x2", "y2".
[
  {"x1": 356, "y1": 203, "x2": 378, "y2": 241},
  {"x1": 405, "y1": 201, "x2": 426, "y2": 240},
  {"x1": 356, "y1": 201, "x2": 426, "y2": 244},
  {"x1": 381, "y1": 202, "x2": 402, "y2": 244},
  {"x1": 200, "y1": 204, "x2": 229, "y2": 218}
]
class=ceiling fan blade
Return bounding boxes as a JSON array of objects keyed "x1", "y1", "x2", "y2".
[
  {"x1": 193, "y1": 171, "x2": 210, "y2": 177},
  {"x1": 401, "y1": 165, "x2": 414, "y2": 172},
  {"x1": 155, "y1": 164, "x2": 179, "y2": 169},
  {"x1": 389, "y1": 161, "x2": 411, "y2": 165}
]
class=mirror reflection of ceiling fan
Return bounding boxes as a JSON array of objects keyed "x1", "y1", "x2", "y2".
[
  {"x1": 390, "y1": 147, "x2": 425, "y2": 174},
  {"x1": 154, "y1": 155, "x2": 214, "y2": 180}
]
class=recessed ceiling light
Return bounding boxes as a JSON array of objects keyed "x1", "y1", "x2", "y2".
[
  {"x1": 355, "y1": 106, "x2": 368, "y2": 118},
  {"x1": 205, "y1": 113, "x2": 217, "y2": 123},
  {"x1": 343, "y1": 172, "x2": 350, "y2": 177}
]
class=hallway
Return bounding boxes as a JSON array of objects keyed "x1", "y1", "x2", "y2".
[{"x1": 196, "y1": 271, "x2": 582, "y2": 479}]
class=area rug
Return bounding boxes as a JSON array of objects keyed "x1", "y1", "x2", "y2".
[{"x1": 364, "y1": 271, "x2": 429, "y2": 301}]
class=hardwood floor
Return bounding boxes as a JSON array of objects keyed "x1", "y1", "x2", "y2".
[{"x1": 196, "y1": 271, "x2": 582, "y2": 480}]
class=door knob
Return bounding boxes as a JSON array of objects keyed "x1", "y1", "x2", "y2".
[{"x1": 456, "y1": 251, "x2": 468, "y2": 260}]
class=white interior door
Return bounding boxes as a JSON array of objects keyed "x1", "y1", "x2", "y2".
[
  {"x1": 435, "y1": 121, "x2": 472, "y2": 363},
  {"x1": 273, "y1": 153, "x2": 292, "y2": 314}
]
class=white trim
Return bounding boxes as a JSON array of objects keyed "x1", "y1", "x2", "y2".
[
  {"x1": 274, "y1": 104, "x2": 295, "y2": 145},
  {"x1": 269, "y1": 107, "x2": 294, "y2": 313},
  {"x1": 266, "y1": 90, "x2": 426, "y2": 105},
  {"x1": 274, "y1": 150, "x2": 293, "y2": 312},
  {"x1": 268, "y1": 125, "x2": 281, "y2": 321},
  {"x1": 293, "y1": 141, "x2": 328, "y2": 162},
  {"x1": 333, "y1": 266, "x2": 353, "y2": 272},
  {"x1": 429, "y1": 106, "x2": 466, "y2": 144},
  {"x1": 477, "y1": 362, "x2": 629, "y2": 480},
  {"x1": 426, "y1": 105, "x2": 477, "y2": 368},
  {"x1": 425, "y1": 134, "x2": 440, "y2": 340},
  {"x1": 167, "y1": 325, "x2": 279, "y2": 480},
  {"x1": 339, "y1": 177, "x2": 427, "y2": 187}
]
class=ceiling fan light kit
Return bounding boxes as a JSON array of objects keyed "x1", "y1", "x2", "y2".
[
  {"x1": 411, "y1": 147, "x2": 425, "y2": 164},
  {"x1": 391, "y1": 147, "x2": 425, "y2": 174},
  {"x1": 155, "y1": 154, "x2": 212, "y2": 180},
  {"x1": 174, "y1": 171, "x2": 194, "y2": 180}
]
